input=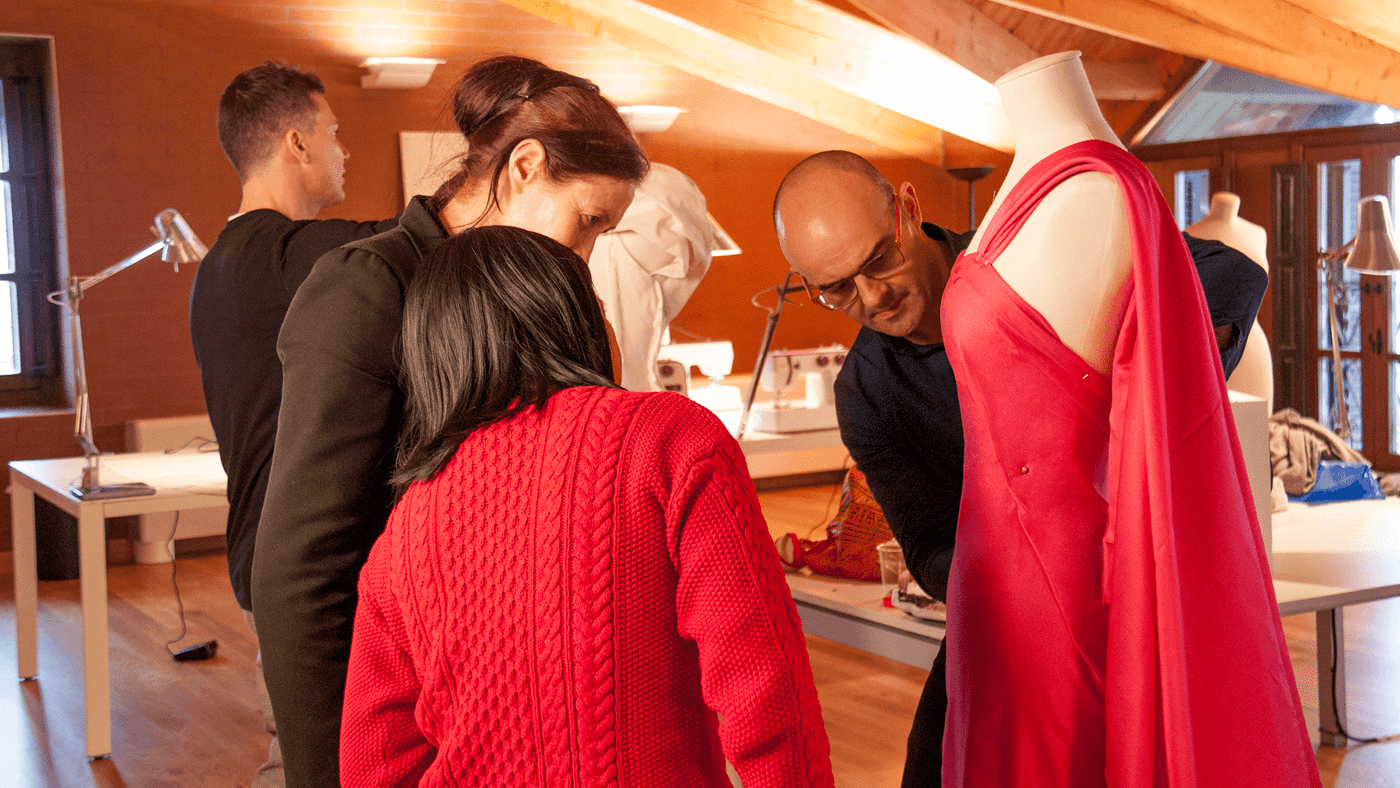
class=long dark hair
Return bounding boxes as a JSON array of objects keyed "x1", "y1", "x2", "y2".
[
  {"x1": 394, "y1": 225, "x2": 617, "y2": 494},
  {"x1": 433, "y1": 55, "x2": 648, "y2": 217}
]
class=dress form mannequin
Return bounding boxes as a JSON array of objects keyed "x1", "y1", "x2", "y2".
[
  {"x1": 940, "y1": 49, "x2": 1321, "y2": 786},
  {"x1": 589, "y1": 163, "x2": 715, "y2": 391},
  {"x1": 1187, "y1": 192, "x2": 1275, "y2": 412},
  {"x1": 969, "y1": 51, "x2": 1132, "y2": 373}
]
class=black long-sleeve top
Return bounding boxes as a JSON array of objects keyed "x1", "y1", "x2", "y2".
[
  {"x1": 252, "y1": 196, "x2": 447, "y2": 788},
  {"x1": 190, "y1": 210, "x2": 397, "y2": 611}
]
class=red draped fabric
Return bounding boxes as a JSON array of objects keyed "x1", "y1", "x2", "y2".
[{"x1": 940, "y1": 140, "x2": 1319, "y2": 787}]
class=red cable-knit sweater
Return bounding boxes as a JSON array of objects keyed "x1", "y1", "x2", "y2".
[{"x1": 340, "y1": 386, "x2": 835, "y2": 787}]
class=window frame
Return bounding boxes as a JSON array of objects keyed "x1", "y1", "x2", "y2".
[
  {"x1": 0, "y1": 36, "x2": 62, "y2": 407},
  {"x1": 1305, "y1": 141, "x2": 1400, "y2": 467}
]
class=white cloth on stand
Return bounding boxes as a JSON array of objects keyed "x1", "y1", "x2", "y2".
[{"x1": 589, "y1": 163, "x2": 716, "y2": 391}]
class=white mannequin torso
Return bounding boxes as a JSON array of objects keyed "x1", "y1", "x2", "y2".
[
  {"x1": 1187, "y1": 193, "x2": 1267, "y2": 271},
  {"x1": 1186, "y1": 192, "x2": 1274, "y2": 411},
  {"x1": 968, "y1": 51, "x2": 1132, "y2": 374}
]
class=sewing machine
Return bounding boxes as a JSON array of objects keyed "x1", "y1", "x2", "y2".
[
  {"x1": 753, "y1": 345, "x2": 847, "y2": 433},
  {"x1": 656, "y1": 340, "x2": 744, "y2": 412}
]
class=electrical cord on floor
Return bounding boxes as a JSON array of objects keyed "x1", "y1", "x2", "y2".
[
  {"x1": 1327, "y1": 607, "x2": 1397, "y2": 746},
  {"x1": 160, "y1": 511, "x2": 218, "y2": 662}
]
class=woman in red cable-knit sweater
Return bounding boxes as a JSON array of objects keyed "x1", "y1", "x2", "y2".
[{"x1": 340, "y1": 225, "x2": 835, "y2": 787}]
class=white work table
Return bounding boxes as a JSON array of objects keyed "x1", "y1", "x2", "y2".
[
  {"x1": 15, "y1": 443, "x2": 1399, "y2": 758},
  {"x1": 786, "y1": 496, "x2": 1400, "y2": 750},
  {"x1": 786, "y1": 572, "x2": 944, "y2": 670},
  {"x1": 8, "y1": 451, "x2": 227, "y2": 759},
  {"x1": 1271, "y1": 497, "x2": 1400, "y2": 747}
]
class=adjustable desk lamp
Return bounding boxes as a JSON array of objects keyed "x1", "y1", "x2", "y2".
[
  {"x1": 47, "y1": 208, "x2": 208, "y2": 499},
  {"x1": 1318, "y1": 195, "x2": 1400, "y2": 442}
]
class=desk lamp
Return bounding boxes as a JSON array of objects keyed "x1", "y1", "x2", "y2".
[
  {"x1": 708, "y1": 212, "x2": 741, "y2": 257},
  {"x1": 736, "y1": 273, "x2": 800, "y2": 441},
  {"x1": 1319, "y1": 195, "x2": 1400, "y2": 442},
  {"x1": 47, "y1": 208, "x2": 208, "y2": 499}
]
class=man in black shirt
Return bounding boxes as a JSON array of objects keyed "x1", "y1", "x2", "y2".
[
  {"x1": 773, "y1": 150, "x2": 1266, "y2": 787},
  {"x1": 189, "y1": 61, "x2": 396, "y2": 788}
]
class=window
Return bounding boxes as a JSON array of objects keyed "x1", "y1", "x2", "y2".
[
  {"x1": 1141, "y1": 62, "x2": 1400, "y2": 146},
  {"x1": 1391, "y1": 157, "x2": 1400, "y2": 456},
  {"x1": 0, "y1": 38, "x2": 60, "y2": 405},
  {"x1": 1309, "y1": 144, "x2": 1400, "y2": 468},
  {"x1": 1316, "y1": 158, "x2": 1363, "y2": 446},
  {"x1": 1173, "y1": 169, "x2": 1210, "y2": 229}
]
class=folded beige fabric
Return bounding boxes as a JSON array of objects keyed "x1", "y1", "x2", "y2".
[{"x1": 1268, "y1": 407, "x2": 1369, "y2": 496}]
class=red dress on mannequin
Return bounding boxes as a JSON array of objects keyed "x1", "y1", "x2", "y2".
[{"x1": 940, "y1": 140, "x2": 1320, "y2": 787}]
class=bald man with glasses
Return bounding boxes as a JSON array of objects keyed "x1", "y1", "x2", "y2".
[{"x1": 773, "y1": 150, "x2": 1267, "y2": 787}]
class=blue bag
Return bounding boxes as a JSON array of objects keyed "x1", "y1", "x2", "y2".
[{"x1": 1292, "y1": 460, "x2": 1386, "y2": 503}]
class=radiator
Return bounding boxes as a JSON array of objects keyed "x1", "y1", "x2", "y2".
[{"x1": 124, "y1": 415, "x2": 228, "y2": 564}]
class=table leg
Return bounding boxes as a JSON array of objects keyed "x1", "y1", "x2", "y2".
[
  {"x1": 1316, "y1": 608, "x2": 1347, "y2": 748},
  {"x1": 77, "y1": 506, "x2": 111, "y2": 759},
  {"x1": 10, "y1": 475, "x2": 38, "y2": 678}
]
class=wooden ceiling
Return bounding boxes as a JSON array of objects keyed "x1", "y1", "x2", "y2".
[
  {"x1": 496, "y1": 0, "x2": 1400, "y2": 163},
  {"x1": 103, "y1": 0, "x2": 1400, "y2": 167}
]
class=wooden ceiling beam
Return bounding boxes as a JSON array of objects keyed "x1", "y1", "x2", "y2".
[
  {"x1": 497, "y1": 0, "x2": 1018, "y2": 160},
  {"x1": 641, "y1": 0, "x2": 1014, "y2": 151},
  {"x1": 847, "y1": 0, "x2": 1035, "y2": 83},
  {"x1": 1081, "y1": 60, "x2": 1165, "y2": 102},
  {"x1": 993, "y1": 0, "x2": 1400, "y2": 106},
  {"x1": 1283, "y1": 0, "x2": 1400, "y2": 56},
  {"x1": 851, "y1": 0, "x2": 1163, "y2": 104},
  {"x1": 1126, "y1": 60, "x2": 1210, "y2": 146}
]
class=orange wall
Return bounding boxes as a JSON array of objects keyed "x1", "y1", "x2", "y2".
[
  {"x1": 0, "y1": 1, "x2": 457, "y2": 552},
  {"x1": 641, "y1": 141, "x2": 1000, "y2": 371},
  {"x1": 0, "y1": 1, "x2": 1004, "y2": 552}
]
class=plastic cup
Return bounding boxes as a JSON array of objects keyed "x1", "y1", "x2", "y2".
[{"x1": 877, "y1": 539, "x2": 905, "y2": 593}]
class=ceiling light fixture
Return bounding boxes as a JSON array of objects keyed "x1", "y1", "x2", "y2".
[
  {"x1": 359, "y1": 57, "x2": 446, "y2": 89},
  {"x1": 618, "y1": 105, "x2": 687, "y2": 133}
]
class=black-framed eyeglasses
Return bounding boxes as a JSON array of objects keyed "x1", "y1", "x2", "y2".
[{"x1": 799, "y1": 198, "x2": 908, "y2": 311}]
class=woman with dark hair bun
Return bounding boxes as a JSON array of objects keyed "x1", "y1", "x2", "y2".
[
  {"x1": 433, "y1": 54, "x2": 648, "y2": 246},
  {"x1": 339, "y1": 226, "x2": 835, "y2": 787},
  {"x1": 253, "y1": 56, "x2": 650, "y2": 788}
]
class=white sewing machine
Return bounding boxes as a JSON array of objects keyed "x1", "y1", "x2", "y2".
[
  {"x1": 656, "y1": 340, "x2": 744, "y2": 412},
  {"x1": 753, "y1": 345, "x2": 847, "y2": 433}
]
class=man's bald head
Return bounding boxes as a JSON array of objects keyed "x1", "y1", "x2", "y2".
[
  {"x1": 771, "y1": 150, "x2": 950, "y2": 345},
  {"x1": 773, "y1": 151, "x2": 892, "y2": 254},
  {"x1": 773, "y1": 150, "x2": 901, "y2": 289}
]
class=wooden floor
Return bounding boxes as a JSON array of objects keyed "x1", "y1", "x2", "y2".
[{"x1": 0, "y1": 484, "x2": 1394, "y2": 787}]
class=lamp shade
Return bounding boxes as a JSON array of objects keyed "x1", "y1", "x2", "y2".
[
  {"x1": 155, "y1": 208, "x2": 208, "y2": 270},
  {"x1": 1345, "y1": 195, "x2": 1400, "y2": 274},
  {"x1": 708, "y1": 212, "x2": 741, "y2": 257}
]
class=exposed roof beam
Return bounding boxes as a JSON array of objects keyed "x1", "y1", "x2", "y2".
[
  {"x1": 847, "y1": 0, "x2": 1035, "y2": 83},
  {"x1": 1127, "y1": 61, "x2": 1209, "y2": 146},
  {"x1": 851, "y1": 0, "x2": 1163, "y2": 103},
  {"x1": 665, "y1": 0, "x2": 1010, "y2": 148},
  {"x1": 496, "y1": 0, "x2": 1016, "y2": 160},
  {"x1": 1081, "y1": 61, "x2": 1166, "y2": 102},
  {"x1": 1287, "y1": 0, "x2": 1400, "y2": 55},
  {"x1": 993, "y1": 0, "x2": 1400, "y2": 106}
]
